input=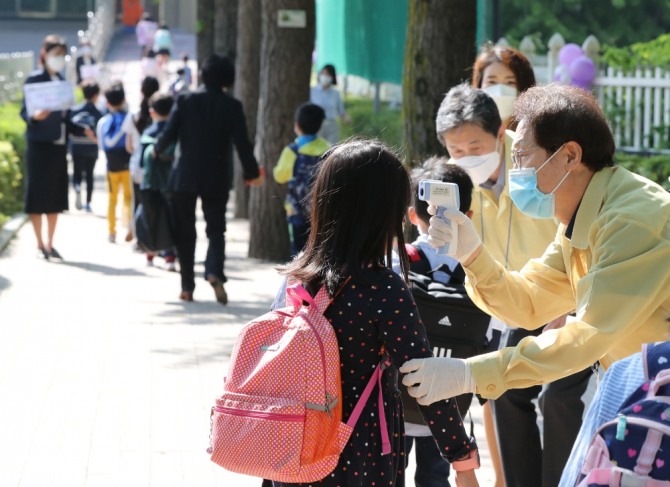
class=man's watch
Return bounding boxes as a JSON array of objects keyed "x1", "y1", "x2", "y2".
[{"x1": 451, "y1": 448, "x2": 480, "y2": 471}]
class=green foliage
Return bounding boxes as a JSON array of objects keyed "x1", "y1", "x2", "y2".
[
  {"x1": 0, "y1": 141, "x2": 23, "y2": 227},
  {"x1": 616, "y1": 152, "x2": 670, "y2": 190},
  {"x1": 0, "y1": 101, "x2": 25, "y2": 227},
  {"x1": 500, "y1": 0, "x2": 670, "y2": 51},
  {"x1": 602, "y1": 33, "x2": 670, "y2": 70},
  {"x1": 338, "y1": 96, "x2": 404, "y2": 153}
]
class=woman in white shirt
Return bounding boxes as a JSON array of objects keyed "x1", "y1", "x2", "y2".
[{"x1": 309, "y1": 64, "x2": 350, "y2": 144}]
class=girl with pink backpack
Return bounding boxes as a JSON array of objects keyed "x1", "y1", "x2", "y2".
[{"x1": 270, "y1": 141, "x2": 480, "y2": 486}]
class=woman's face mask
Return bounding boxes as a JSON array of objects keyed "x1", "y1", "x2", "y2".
[
  {"x1": 46, "y1": 55, "x2": 66, "y2": 73},
  {"x1": 449, "y1": 138, "x2": 501, "y2": 186},
  {"x1": 508, "y1": 144, "x2": 569, "y2": 219},
  {"x1": 482, "y1": 84, "x2": 517, "y2": 120},
  {"x1": 80, "y1": 46, "x2": 92, "y2": 57},
  {"x1": 319, "y1": 74, "x2": 333, "y2": 87}
]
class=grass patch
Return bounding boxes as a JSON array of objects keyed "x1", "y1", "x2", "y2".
[{"x1": 339, "y1": 96, "x2": 403, "y2": 150}]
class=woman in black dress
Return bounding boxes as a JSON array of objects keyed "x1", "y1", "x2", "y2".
[
  {"x1": 21, "y1": 35, "x2": 92, "y2": 260},
  {"x1": 275, "y1": 141, "x2": 480, "y2": 487}
]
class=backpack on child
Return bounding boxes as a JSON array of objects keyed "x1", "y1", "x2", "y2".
[
  {"x1": 285, "y1": 142, "x2": 321, "y2": 225},
  {"x1": 99, "y1": 111, "x2": 130, "y2": 172},
  {"x1": 400, "y1": 243, "x2": 491, "y2": 422},
  {"x1": 208, "y1": 281, "x2": 391, "y2": 483},
  {"x1": 576, "y1": 342, "x2": 670, "y2": 486}
]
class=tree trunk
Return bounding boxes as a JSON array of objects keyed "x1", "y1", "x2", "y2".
[
  {"x1": 197, "y1": 0, "x2": 215, "y2": 64},
  {"x1": 249, "y1": 0, "x2": 315, "y2": 261},
  {"x1": 214, "y1": 0, "x2": 239, "y2": 61},
  {"x1": 233, "y1": 0, "x2": 261, "y2": 219},
  {"x1": 402, "y1": 1, "x2": 477, "y2": 167}
]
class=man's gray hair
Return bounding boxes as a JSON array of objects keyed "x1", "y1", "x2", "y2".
[{"x1": 435, "y1": 83, "x2": 502, "y2": 146}]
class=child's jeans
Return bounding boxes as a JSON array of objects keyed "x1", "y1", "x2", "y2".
[{"x1": 107, "y1": 169, "x2": 131, "y2": 236}]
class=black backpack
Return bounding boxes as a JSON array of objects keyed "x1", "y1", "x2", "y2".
[{"x1": 400, "y1": 243, "x2": 491, "y2": 424}]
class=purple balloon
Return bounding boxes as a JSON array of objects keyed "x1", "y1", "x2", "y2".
[
  {"x1": 572, "y1": 79, "x2": 592, "y2": 91},
  {"x1": 558, "y1": 43, "x2": 584, "y2": 67},
  {"x1": 569, "y1": 56, "x2": 596, "y2": 83}
]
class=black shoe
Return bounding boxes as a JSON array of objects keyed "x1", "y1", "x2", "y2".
[
  {"x1": 48, "y1": 247, "x2": 63, "y2": 260},
  {"x1": 206, "y1": 275, "x2": 228, "y2": 305},
  {"x1": 38, "y1": 247, "x2": 49, "y2": 260}
]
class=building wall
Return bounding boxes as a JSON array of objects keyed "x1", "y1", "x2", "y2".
[{"x1": 161, "y1": 0, "x2": 196, "y2": 33}]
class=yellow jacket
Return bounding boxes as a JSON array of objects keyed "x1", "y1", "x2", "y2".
[
  {"x1": 465, "y1": 166, "x2": 670, "y2": 399},
  {"x1": 472, "y1": 132, "x2": 557, "y2": 271}
]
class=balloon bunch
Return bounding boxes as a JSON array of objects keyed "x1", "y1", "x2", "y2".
[{"x1": 554, "y1": 43, "x2": 597, "y2": 90}]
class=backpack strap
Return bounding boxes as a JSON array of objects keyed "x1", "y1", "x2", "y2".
[
  {"x1": 643, "y1": 342, "x2": 670, "y2": 379},
  {"x1": 346, "y1": 358, "x2": 392, "y2": 455},
  {"x1": 288, "y1": 142, "x2": 299, "y2": 156}
]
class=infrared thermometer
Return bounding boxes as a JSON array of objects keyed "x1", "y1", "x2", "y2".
[{"x1": 418, "y1": 179, "x2": 460, "y2": 256}]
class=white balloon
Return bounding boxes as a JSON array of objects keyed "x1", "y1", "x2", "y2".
[{"x1": 554, "y1": 64, "x2": 571, "y2": 84}]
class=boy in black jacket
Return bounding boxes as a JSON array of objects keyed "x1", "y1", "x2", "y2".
[{"x1": 69, "y1": 81, "x2": 104, "y2": 211}]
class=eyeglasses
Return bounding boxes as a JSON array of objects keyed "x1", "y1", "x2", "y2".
[{"x1": 511, "y1": 146, "x2": 540, "y2": 170}]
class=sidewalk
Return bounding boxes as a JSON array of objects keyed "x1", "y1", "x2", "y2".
[{"x1": 0, "y1": 29, "x2": 498, "y2": 487}]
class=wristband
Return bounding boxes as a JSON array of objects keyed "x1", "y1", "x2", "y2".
[{"x1": 451, "y1": 448, "x2": 480, "y2": 471}]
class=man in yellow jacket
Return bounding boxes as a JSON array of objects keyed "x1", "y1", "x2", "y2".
[
  {"x1": 402, "y1": 83, "x2": 670, "y2": 436},
  {"x1": 435, "y1": 83, "x2": 593, "y2": 487}
]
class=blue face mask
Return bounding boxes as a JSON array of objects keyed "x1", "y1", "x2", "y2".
[{"x1": 508, "y1": 144, "x2": 568, "y2": 219}]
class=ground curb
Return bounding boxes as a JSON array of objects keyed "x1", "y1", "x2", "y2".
[{"x1": 0, "y1": 212, "x2": 27, "y2": 255}]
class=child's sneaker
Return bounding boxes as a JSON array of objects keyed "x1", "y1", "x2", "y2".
[
  {"x1": 166, "y1": 261, "x2": 176, "y2": 272},
  {"x1": 108, "y1": 234, "x2": 116, "y2": 243},
  {"x1": 84, "y1": 203, "x2": 92, "y2": 213}
]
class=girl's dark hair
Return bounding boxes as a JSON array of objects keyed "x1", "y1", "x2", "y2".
[
  {"x1": 279, "y1": 140, "x2": 411, "y2": 295},
  {"x1": 471, "y1": 44, "x2": 536, "y2": 94},
  {"x1": 321, "y1": 64, "x2": 337, "y2": 85},
  {"x1": 134, "y1": 76, "x2": 160, "y2": 133}
]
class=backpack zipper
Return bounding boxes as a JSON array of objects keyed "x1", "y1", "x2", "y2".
[{"x1": 213, "y1": 405, "x2": 304, "y2": 422}]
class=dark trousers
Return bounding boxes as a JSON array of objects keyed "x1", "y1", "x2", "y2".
[
  {"x1": 72, "y1": 152, "x2": 97, "y2": 203},
  {"x1": 494, "y1": 327, "x2": 592, "y2": 487},
  {"x1": 169, "y1": 191, "x2": 229, "y2": 293},
  {"x1": 406, "y1": 435, "x2": 451, "y2": 487}
]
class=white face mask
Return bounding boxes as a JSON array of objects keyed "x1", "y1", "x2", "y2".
[
  {"x1": 482, "y1": 84, "x2": 518, "y2": 120},
  {"x1": 46, "y1": 55, "x2": 65, "y2": 73},
  {"x1": 80, "y1": 47, "x2": 92, "y2": 56},
  {"x1": 319, "y1": 74, "x2": 333, "y2": 87},
  {"x1": 449, "y1": 139, "x2": 501, "y2": 186}
]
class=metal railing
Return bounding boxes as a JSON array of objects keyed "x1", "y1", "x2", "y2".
[{"x1": 0, "y1": 52, "x2": 34, "y2": 103}]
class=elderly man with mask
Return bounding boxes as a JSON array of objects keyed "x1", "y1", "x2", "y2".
[
  {"x1": 401, "y1": 84, "x2": 670, "y2": 481},
  {"x1": 435, "y1": 83, "x2": 593, "y2": 487}
]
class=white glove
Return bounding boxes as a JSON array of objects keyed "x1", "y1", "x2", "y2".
[
  {"x1": 400, "y1": 357, "x2": 476, "y2": 406},
  {"x1": 427, "y1": 207, "x2": 482, "y2": 263}
]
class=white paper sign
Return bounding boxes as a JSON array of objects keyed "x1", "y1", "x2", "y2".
[
  {"x1": 278, "y1": 9, "x2": 306, "y2": 28},
  {"x1": 24, "y1": 80, "x2": 75, "y2": 115},
  {"x1": 80, "y1": 64, "x2": 100, "y2": 80}
]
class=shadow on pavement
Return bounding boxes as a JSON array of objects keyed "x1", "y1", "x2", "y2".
[
  {"x1": 153, "y1": 335, "x2": 239, "y2": 369},
  {"x1": 57, "y1": 259, "x2": 153, "y2": 277},
  {"x1": 153, "y1": 298, "x2": 271, "y2": 326},
  {"x1": 0, "y1": 274, "x2": 10, "y2": 295}
]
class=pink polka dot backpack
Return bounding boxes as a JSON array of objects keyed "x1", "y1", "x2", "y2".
[
  {"x1": 577, "y1": 342, "x2": 670, "y2": 486},
  {"x1": 208, "y1": 282, "x2": 390, "y2": 483}
]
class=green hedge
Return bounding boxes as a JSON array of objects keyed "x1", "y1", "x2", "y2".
[
  {"x1": 0, "y1": 101, "x2": 25, "y2": 226},
  {"x1": 616, "y1": 152, "x2": 670, "y2": 191},
  {"x1": 338, "y1": 97, "x2": 404, "y2": 151}
]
